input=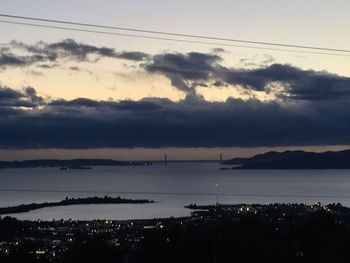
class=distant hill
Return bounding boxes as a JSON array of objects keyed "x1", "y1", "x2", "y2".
[
  {"x1": 0, "y1": 159, "x2": 152, "y2": 169},
  {"x1": 222, "y1": 149, "x2": 350, "y2": 169}
]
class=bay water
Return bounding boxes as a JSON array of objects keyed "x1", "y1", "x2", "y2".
[{"x1": 1, "y1": 162, "x2": 350, "y2": 220}]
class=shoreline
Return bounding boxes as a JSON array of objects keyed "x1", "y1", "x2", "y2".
[{"x1": 3, "y1": 202, "x2": 350, "y2": 222}]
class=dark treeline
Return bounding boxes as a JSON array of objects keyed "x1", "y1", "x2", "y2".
[
  {"x1": 0, "y1": 196, "x2": 154, "y2": 215},
  {"x1": 129, "y1": 209, "x2": 350, "y2": 263},
  {"x1": 2, "y1": 204, "x2": 350, "y2": 262}
]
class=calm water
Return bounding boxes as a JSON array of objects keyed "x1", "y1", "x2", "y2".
[{"x1": 1, "y1": 162, "x2": 350, "y2": 220}]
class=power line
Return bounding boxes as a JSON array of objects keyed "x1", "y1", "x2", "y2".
[
  {"x1": 0, "y1": 13, "x2": 349, "y2": 54},
  {"x1": 1, "y1": 19, "x2": 349, "y2": 58}
]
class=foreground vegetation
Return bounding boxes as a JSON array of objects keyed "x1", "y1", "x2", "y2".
[{"x1": 1, "y1": 203, "x2": 350, "y2": 262}]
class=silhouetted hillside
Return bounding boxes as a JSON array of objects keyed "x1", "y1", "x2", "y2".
[{"x1": 223, "y1": 149, "x2": 350, "y2": 169}]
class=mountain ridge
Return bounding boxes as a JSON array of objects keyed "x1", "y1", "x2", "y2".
[
  {"x1": 223, "y1": 149, "x2": 350, "y2": 169},
  {"x1": 0, "y1": 159, "x2": 152, "y2": 169}
]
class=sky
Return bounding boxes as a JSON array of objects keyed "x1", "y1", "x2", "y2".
[{"x1": 0, "y1": 0, "x2": 350, "y2": 160}]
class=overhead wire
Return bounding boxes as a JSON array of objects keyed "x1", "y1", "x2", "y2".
[
  {"x1": 1, "y1": 13, "x2": 349, "y2": 54},
  {"x1": 1, "y1": 20, "x2": 349, "y2": 58}
]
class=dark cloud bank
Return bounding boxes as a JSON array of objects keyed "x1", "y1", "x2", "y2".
[
  {"x1": 1, "y1": 85, "x2": 350, "y2": 149},
  {"x1": 1, "y1": 40, "x2": 350, "y2": 148}
]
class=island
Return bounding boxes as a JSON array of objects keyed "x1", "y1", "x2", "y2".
[
  {"x1": 222, "y1": 149, "x2": 350, "y2": 169},
  {"x1": 0, "y1": 196, "x2": 154, "y2": 215},
  {"x1": 59, "y1": 166, "x2": 92, "y2": 170}
]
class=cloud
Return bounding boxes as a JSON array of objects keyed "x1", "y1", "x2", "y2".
[
  {"x1": 143, "y1": 51, "x2": 350, "y2": 102},
  {"x1": 2, "y1": 39, "x2": 350, "y2": 149},
  {"x1": 23, "y1": 87, "x2": 44, "y2": 105},
  {"x1": 3, "y1": 39, "x2": 350, "y2": 103},
  {"x1": 0, "y1": 86, "x2": 43, "y2": 108},
  {"x1": 7, "y1": 39, "x2": 150, "y2": 64},
  {"x1": 1, "y1": 86, "x2": 350, "y2": 148},
  {"x1": 145, "y1": 52, "x2": 221, "y2": 95},
  {"x1": 69, "y1": 66, "x2": 80, "y2": 71},
  {"x1": 212, "y1": 80, "x2": 228, "y2": 87},
  {"x1": 213, "y1": 64, "x2": 350, "y2": 101},
  {"x1": 0, "y1": 53, "x2": 27, "y2": 67},
  {"x1": 211, "y1": 48, "x2": 226, "y2": 54},
  {"x1": 5, "y1": 39, "x2": 350, "y2": 103},
  {"x1": 26, "y1": 70, "x2": 44, "y2": 77},
  {"x1": 36, "y1": 63, "x2": 60, "y2": 69},
  {"x1": 0, "y1": 39, "x2": 150, "y2": 70},
  {"x1": 116, "y1": 51, "x2": 150, "y2": 61},
  {"x1": 0, "y1": 52, "x2": 55, "y2": 69}
]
